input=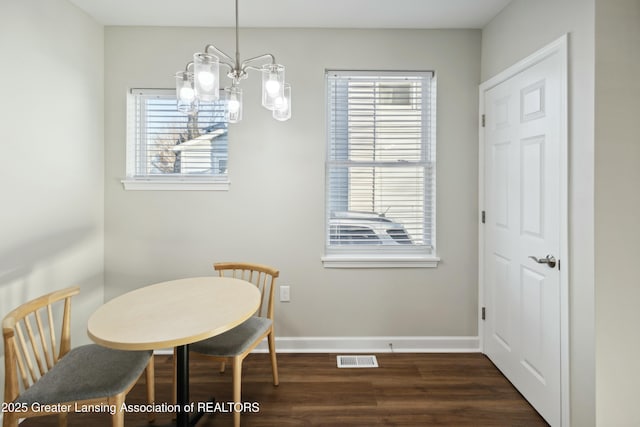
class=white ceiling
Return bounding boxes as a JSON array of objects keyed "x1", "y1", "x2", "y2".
[{"x1": 68, "y1": 0, "x2": 512, "y2": 29}]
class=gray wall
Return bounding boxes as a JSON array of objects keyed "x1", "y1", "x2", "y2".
[
  {"x1": 10, "y1": 1, "x2": 637, "y2": 423},
  {"x1": 0, "y1": 0, "x2": 104, "y2": 405},
  {"x1": 481, "y1": 0, "x2": 596, "y2": 424},
  {"x1": 594, "y1": 0, "x2": 640, "y2": 425},
  {"x1": 104, "y1": 28, "x2": 481, "y2": 339}
]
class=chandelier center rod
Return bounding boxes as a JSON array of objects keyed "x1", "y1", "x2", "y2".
[{"x1": 234, "y1": 0, "x2": 240, "y2": 71}]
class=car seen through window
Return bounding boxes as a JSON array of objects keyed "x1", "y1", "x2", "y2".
[{"x1": 329, "y1": 211, "x2": 412, "y2": 245}]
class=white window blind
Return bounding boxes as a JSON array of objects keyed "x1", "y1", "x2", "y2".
[
  {"x1": 324, "y1": 71, "x2": 437, "y2": 267},
  {"x1": 124, "y1": 88, "x2": 229, "y2": 190}
]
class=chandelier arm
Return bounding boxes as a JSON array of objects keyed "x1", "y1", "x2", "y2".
[
  {"x1": 241, "y1": 53, "x2": 276, "y2": 67},
  {"x1": 184, "y1": 61, "x2": 194, "y2": 72},
  {"x1": 240, "y1": 53, "x2": 276, "y2": 74},
  {"x1": 242, "y1": 65, "x2": 268, "y2": 73},
  {"x1": 204, "y1": 44, "x2": 234, "y2": 64}
]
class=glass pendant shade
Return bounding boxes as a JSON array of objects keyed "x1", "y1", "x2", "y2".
[
  {"x1": 225, "y1": 86, "x2": 243, "y2": 123},
  {"x1": 175, "y1": 71, "x2": 198, "y2": 114},
  {"x1": 193, "y1": 53, "x2": 219, "y2": 101},
  {"x1": 272, "y1": 84, "x2": 291, "y2": 121},
  {"x1": 261, "y1": 64, "x2": 285, "y2": 110}
]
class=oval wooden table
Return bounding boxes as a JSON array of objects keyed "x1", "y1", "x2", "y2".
[{"x1": 88, "y1": 276, "x2": 261, "y2": 427}]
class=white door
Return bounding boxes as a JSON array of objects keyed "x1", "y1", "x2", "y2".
[{"x1": 481, "y1": 38, "x2": 567, "y2": 427}]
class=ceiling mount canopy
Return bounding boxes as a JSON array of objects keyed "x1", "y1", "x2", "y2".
[{"x1": 175, "y1": 0, "x2": 291, "y2": 122}]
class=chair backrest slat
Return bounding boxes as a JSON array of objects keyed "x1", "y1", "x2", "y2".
[
  {"x1": 14, "y1": 322, "x2": 38, "y2": 385},
  {"x1": 59, "y1": 297, "x2": 72, "y2": 357},
  {"x1": 47, "y1": 304, "x2": 58, "y2": 364},
  {"x1": 34, "y1": 310, "x2": 53, "y2": 370},
  {"x1": 213, "y1": 262, "x2": 279, "y2": 319},
  {"x1": 24, "y1": 313, "x2": 47, "y2": 376},
  {"x1": 11, "y1": 333, "x2": 30, "y2": 391}
]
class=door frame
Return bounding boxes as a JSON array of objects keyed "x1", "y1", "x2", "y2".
[{"x1": 478, "y1": 34, "x2": 569, "y2": 426}]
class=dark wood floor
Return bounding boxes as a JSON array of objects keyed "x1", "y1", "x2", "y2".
[{"x1": 20, "y1": 353, "x2": 548, "y2": 426}]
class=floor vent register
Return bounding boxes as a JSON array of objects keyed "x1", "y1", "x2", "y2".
[{"x1": 336, "y1": 355, "x2": 379, "y2": 368}]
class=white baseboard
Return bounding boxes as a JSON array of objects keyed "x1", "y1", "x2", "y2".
[
  {"x1": 154, "y1": 336, "x2": 480, "y2": 355},
  {"x1": 255, "y1": 336, "x2": 480, "y2": 353}
]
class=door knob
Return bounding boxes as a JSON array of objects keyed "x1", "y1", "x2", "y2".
[{"x1": 529, "y1": 254, "x2": 557, "y2": 268}]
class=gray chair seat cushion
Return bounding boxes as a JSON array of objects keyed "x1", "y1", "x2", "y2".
[
  {"x1": 189, "y1": 316, "x2": 272, "y2": 357},
  {"x1": 15, "y1": 344, "x2": 151, "y2": 405}
]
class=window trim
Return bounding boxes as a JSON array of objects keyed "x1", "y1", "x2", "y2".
[
  {"x1": 121, "y1": 177, "x2": 230, "y2": 191},
  {"x1": 323, "y1": 70, "x2": 438, "y2": 268},
  {"x1": 321, "y1": 253, "x2": 440, "y2": 268},
  {"x1": 123, "y1": 88, "x2": 230, "y2": 191}
]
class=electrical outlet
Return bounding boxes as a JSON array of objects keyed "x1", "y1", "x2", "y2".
[{"x1": 279, "y1": 285, "x2": 290, "y2": 302}]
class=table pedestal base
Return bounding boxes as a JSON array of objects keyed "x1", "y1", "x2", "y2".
[{"x1": 155, "y1": 345, "x2": 208, "y2": 427}]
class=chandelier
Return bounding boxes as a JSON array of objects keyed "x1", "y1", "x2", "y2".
[{"x1": 175, "y1": 0, "x2": 291, "y2": 122}]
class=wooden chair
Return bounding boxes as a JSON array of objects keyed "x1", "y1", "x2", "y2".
[
  {"x1": 2, "y1": 286, "x2": 155, "y2": 427},
  {"x1": 179, "y1": 262, "x2": 279, "y2": 427}
]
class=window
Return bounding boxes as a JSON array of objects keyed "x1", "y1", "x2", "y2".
[
  {"x1": 123, "y1": 88, "x2": 230, "y2": 190},
  {"x1": 323, "y1": 71, "x2": 438, "y2": 268}
]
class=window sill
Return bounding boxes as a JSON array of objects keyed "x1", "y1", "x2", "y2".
[
  {"x1": 121, "y1": 178, "x2": 230, "y2": 191},
  {"x1": 321, "y1": 254, "x2": 440, "y2": 269}
]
